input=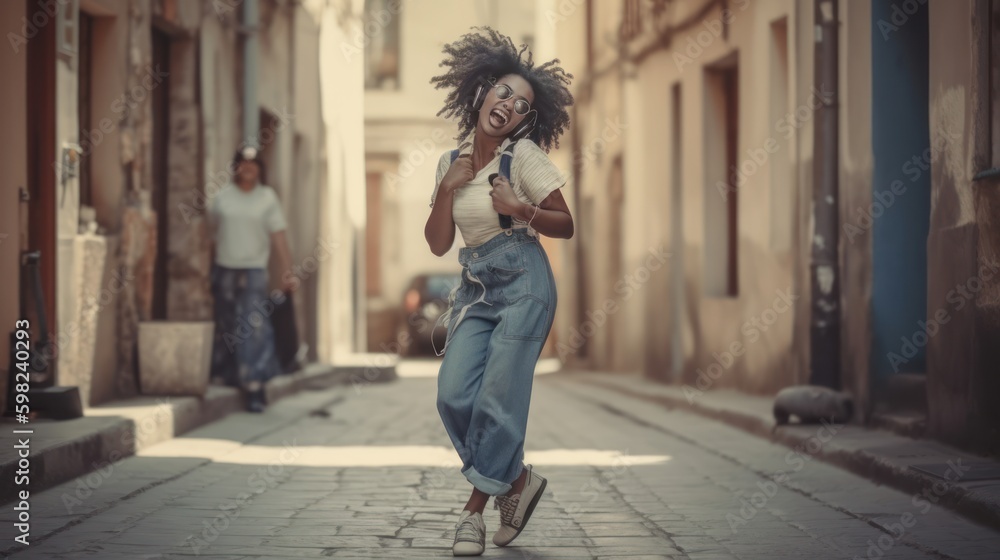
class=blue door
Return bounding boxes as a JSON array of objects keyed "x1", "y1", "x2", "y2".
[{"x1": 869, "y1": 0, "x2": 931, "y2": 384}]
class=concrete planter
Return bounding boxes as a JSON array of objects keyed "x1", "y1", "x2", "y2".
[{"x1": 138, "y1": 321, "x2": 214, "y2": 396}]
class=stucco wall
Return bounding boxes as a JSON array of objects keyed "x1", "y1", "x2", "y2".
[
  {"x1": 55, "y1": 1, "x2": 83, "y2": 389},
  {"x1": 290, "y1": 4, "x2": 327, "y2": 360},
  {"x1": 0, "y1": 0, "x2": 28, "y2": 414},
  {"x1": 839, "y1": 0, "x2": 873, "y2": 416},
  {"x1": 318, "y1": 0, "x2": 367, "y2": 357},
  {"x1": 926, "y1": 0, "x2": 1000, "y2": 451},
  {"x1": 541, "y1": 0, "x2": 581, "y2": 361},
  {"x1": 564, "y1": 0, "x2": 805, "y2": 390},
  {"x1": 569, "y1": 0, "x2": 875, "y2": 399},
  {"x1": 925, "y1": 0, "x2": 977, "y2": 443},
  {"x1": 86, "y1": 9, "x2": 127, "y2": 232}
]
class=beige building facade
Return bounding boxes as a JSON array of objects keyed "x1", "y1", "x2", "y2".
[
  {"x1": 0, "y1": 0, "x2": 363, "y2": 412},
  {"x1": 552, "y1": 0, "x2": 819, "y2": 385},
  {"x1": 557, "y1": 0, "x2": 1000, "y2": 453}
]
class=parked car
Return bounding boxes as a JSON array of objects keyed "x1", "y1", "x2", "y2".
[{"x1": 398, "y1": 272, "x2": 463, "y2": 357}]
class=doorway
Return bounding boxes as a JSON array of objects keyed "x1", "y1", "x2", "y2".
[
  {"x1": 669, "y1": 82, "x2": 684, "y2": 382},
  {"x1": 151, "y1": 27, "x2": 171, "y2": 320},
  {"x1": 869, "y1": 0, "x2": 931, "y2": 409},
  {"x1": 26, "y1": 0, "x2": 58, "y2": 383},
  {"x1": 703, "y1": 57, "x2": 739, "y2": 298}
]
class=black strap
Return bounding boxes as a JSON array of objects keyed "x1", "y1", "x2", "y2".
[{"x1": 496, "y1": 142, "x2": 516, "y2": 230}]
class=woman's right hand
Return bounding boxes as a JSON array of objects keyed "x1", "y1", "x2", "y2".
[{"x1": 440, "y1": 154, "x2": 473, "y2": 194}]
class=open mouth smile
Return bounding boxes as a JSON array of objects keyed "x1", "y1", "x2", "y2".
[{"x1": 489, "y1": 107, "x2": 510, "y2": 127}]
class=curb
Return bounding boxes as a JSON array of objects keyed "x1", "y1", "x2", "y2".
[
  {"x1": 0, "y1": 360, "x2": 396, "y2": 505},
  {"x1": 573, "y1": 375, "x2": 1000, "y2": 534}
]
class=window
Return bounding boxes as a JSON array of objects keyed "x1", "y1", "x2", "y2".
[
  {"x1": 620, "y1": 0, "x2": 643, "y2": 42},
  {"x1": 704, "y1": 57, "x2": 739, "y2": 297},
  {"x1": 364, "y1": 0, "x2": 400, "y2": 90}
]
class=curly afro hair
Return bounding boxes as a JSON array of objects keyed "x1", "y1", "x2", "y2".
[{"x1": 431, "y1": 27, "x2": 574, "y2": 153}]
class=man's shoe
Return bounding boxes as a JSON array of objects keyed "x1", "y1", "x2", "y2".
[
  {"x1": 492, "y1": 465, "x2": 547, "y2": 546},
  {"x1": 246, "y1": 388, "x2": 267, "y2": 413},
  {"x1": 452, "y1": 510, "x2": 486, "y2": 556}
]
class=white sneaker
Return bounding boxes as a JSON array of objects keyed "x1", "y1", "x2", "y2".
[
  {"x1": 452, "y1": 510, "x2": 486, "y2": 556},
  {"x1": 492, "y1": 465, "x2": 547, "y2": 547}
]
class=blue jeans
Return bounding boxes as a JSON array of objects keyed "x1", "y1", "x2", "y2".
[
  {"x1": 210, "y1": 265, "x2": 281, "y2": 389},
  {"x1": 436, "y1": 230, "x2": 557, "y2": 496}
]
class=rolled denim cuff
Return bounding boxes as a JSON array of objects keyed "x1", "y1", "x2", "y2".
[
  {"x1": 462, "y1": 461, "x2": 527, "y2": 496},
  {"x1": 463, "y1": 465, "x2": 512, "y2": 496}
]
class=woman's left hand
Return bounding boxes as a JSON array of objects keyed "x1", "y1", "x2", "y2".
[{"x1": 489, "y1": 176, "x2": 524, "y2": 217}]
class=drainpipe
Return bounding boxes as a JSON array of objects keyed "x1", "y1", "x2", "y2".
[
  {"x1": 809, "y1": 0, "x2": 840, "y2": 388},
  {"x1": 242, "y1": 0, "x2": 259, "y2": 146}
]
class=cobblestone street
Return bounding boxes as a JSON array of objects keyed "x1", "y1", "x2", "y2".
[{"x1": 4, "y1": 369, "x2": 1000, "y2": 560}]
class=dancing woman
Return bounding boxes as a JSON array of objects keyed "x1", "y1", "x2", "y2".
[{"x1": 424, "y1": 27, "x2": 574, "y2": 556}]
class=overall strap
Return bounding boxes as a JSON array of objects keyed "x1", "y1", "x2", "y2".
[
  {"x1": 496, "y1": 142, "x2": 517, "y2": 232},
  {"x1": 498, "y1": 142, "x2": 516, "y2": 180},
  {"x1": 449, "y1": 149, "x2": 460, "y2": 164}
]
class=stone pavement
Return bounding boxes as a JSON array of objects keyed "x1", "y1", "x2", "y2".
[
  {"x1": 2, "y1": 370, "x2": 999, "y2": 559},
  {"x1": 569, "y1": 372, "x2": 1000, "y2": 532}
]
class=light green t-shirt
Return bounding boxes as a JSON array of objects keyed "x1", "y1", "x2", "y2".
[{"x1": 209, "y1": 183, "x2": 287, "y2": 269}]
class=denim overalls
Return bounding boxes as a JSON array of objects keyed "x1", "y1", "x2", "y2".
[{"x1": 435, "y1": 226, "x2": 558, "y2": 496}]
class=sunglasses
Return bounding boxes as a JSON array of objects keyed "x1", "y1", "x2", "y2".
[{"x1": 492, "y1": 83, "x2": 532, "y2": 115}]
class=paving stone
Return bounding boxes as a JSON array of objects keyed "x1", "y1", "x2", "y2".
[{"x1": 580, "y1": 522, "x2": 657, "y2": 537}]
